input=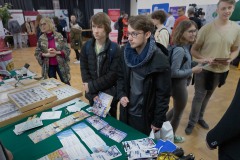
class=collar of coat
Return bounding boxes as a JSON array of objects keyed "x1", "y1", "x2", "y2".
[{"x1": 124, "y1": 36, "x2": 155, "y2": 68}]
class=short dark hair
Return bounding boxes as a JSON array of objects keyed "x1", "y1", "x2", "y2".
[
  {"x1": 151, "y1": 10, "x2": 167, "y2": 24},
  {"x1": 173, "y1": 20, "x2": 197, "y2": 45},
  {"x1": 128, "y1": 15, "x2": 154, "y2": 33},
  {"x1": 168, "y1": 12, "x2": 172, "y2": 15},
  {"x1": 217, "y1": 0, "x2": 236, "y2": 6},
  {"x1": 90, "y1": 12, "x2": 111, "y2": 35}
]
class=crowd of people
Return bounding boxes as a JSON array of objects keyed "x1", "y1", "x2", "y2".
[
  {"x1": 4, "y1": 0, "x2": 240, "y2": 159},
  {"x1": 77, "y1": 1, "x2": 239, "y2": 159}
]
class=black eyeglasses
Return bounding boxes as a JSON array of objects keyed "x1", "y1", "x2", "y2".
[{"x1": 127, "y1": 32, "x2": 144, "y2": 38}]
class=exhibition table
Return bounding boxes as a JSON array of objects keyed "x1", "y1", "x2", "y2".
[{"x1": 0, "y1": 105, "x2": 148, "y2": 160}]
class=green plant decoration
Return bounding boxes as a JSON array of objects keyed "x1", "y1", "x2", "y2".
[{"x1": 0, "y1": 3, "x2": 12, "y2": 28}]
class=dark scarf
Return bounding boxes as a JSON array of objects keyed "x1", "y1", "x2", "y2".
[{"x1": 124, "y1": 36, "x2": 155, "y2": 68}]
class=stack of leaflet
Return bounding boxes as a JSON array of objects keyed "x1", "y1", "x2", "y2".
[
  {"x1": 14, "y1": 118, "x2": 43, "y2": 135},
  {"x1": 72, "y1": 122, "x2": 107, "y2": 152},
  {"x1": 86, "y1": 115, "x2": 108, "y2": 130},
  {"x1": 122, "y1": 138, "x2": 158, "y2": 160}
]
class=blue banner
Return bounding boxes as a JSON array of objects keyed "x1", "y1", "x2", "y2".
[
  {"x1": 152, "y1": 3, "x2": 169, "y2": 13},
  {"x1": 138, "y1": 9, "x2": 151, "y2": 15}
]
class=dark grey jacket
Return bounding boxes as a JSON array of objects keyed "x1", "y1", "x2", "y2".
[
  {"x1": 117, "y1": 38, "x2": 171, "y2": 135},
  {"x1": 206, "y1": 79, "x2": 240, "y2": 159}
]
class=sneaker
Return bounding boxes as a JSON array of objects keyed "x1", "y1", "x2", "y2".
[
  {"x1": 185, "y1": 124, "x2": 194, "y2": 135},
  {"x1": 74, "y1": 60, "x2": 80, "y2": 64},
  {"x1": 198, "y1": 120, "x2": 209, "y2": 129},
  {"x1": 174, "y1": 135, "x2": 185, "y2": 143}
]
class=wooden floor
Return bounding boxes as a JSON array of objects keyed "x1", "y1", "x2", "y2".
[{"x1": 11, "y1": 46, "x2": 240, "y2": 160}]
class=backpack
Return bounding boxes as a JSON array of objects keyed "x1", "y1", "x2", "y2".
[
  {"x1": 114, "y1": 18, "x2": 119, "y2": 30},
  {"x1": 84, "y1": 39, "x2": 118, "y2": 63},
  {"x1": 168, "y1": 46, "x2": 188, "y2": 69},
  {"x1": 10, "y1": 20, "x2": 21, "y2": 34},
  {"x1": 155, "y1": 43, "x2": 187, "y2": 69}
]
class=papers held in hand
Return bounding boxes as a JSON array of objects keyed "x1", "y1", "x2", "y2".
[{"x1": 92, "y1": 92, "x2": 113, "y2": 118}]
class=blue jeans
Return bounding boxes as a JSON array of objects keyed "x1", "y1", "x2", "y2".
[{"x1": 48, "y1": 65, "x2": 70, "y2": 85}]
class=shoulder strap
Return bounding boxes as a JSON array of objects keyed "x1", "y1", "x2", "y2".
[
  {"x1": 159, "y1": 27, "x2": 170, "y2": 43},
  {"x1": 108, "y1": 42, "x2": 118, "y2": 63},
  {"x1": 170, "y1": 46, "x2": 187, "y2": 69},
  {"x1": 84, "y1": 40, "x2": 117, "y2": 64},
  {"x1": 84, "y1": 39, "x2": 92, "y2": 56}
]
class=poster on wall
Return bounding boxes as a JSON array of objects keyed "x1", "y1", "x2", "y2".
[
  {"x1": 37, "y1": 10, "x2": 55, "y2": 18},
  {"x1": 152, "y1": 3, "x2": 169, "y2": 13},
  {"x1": 108, "y1": 9, "x2": 120, "y2": 43},
  {"x1": 169, "y1": 6, "x2": 186, "y2": 19},
  {"x1": 54, "y1": 9, "x2": 70, "y2": 32},
  {"x1": 94, "y1": 9, "x2": 103, "y2": 15},
  {"x1": 138, "y1": 9, "x2": 151, "y2": 15},
  {"x1": 198, "y1": 4, "x2": 217, "y2": 24},
  {"x1": 23, "y1": 11, "x2": 39, "y2": 22},
  {"x1": 9, "y1": 10, "x2": 25, "y2": 25}
]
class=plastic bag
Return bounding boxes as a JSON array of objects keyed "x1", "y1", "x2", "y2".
[{"x1": 149, "y1": 121, "x2": 174, "y2": 142}]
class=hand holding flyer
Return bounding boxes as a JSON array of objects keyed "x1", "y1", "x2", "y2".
[{"x1": 92, "y1": 92, "x2": 113, "y2": 118}]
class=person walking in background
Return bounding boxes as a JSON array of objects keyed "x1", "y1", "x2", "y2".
[
  {"x1": 165, "y1": 12, "x2": 175, "y2": 35},
  {"x1": 35, "y1": 17, "x2": 71, "y2": 85},
  {"x1": 70, "y1": 15, "x2": 82, "y2": 64},
  {"x1": 35, "y1": 14, "x2": 42, "y2": 40},
  {"x1": 199, "y1": 12, "x2": 207, "y2": 26},
  {"x1": 8, "y1": 16, "x2": 22, "y2": 49},
  {"x1": 117, "y1": 15, "x2": 171, "y2": 135},
  {"x1": 80, "y1": 12, "x2": 120, "y2": 118},
  {"x1": 185, "y1": 0, "x2": 240, "y2": 135},
  {"x1": 59, "y1": 15, "x2": 67, "y2": 32},
  {"x1": 206, "y1": 79, "x2": 240, "y2": 160},
  {"x1": 171, "y1": 7, "x2": 188, "y2": 43},
  {"x1": 187, "y1": 8, "x2": 202, "y2": 29},
  {"x1": 53, "y1": 16, "x2": 67, "y2": 40},
  {"x1": 117, "y1": 11, "x2": 125, "y2": 45},
  {"x1": 166, "y1": 20, "x2": 202, "y2": 143},
  {"x1": 151, "y1": 10, "x2": 170, "y2": 48},
  {"x1": 122, "y1": 13, "x2": 129, "y2": 44}
]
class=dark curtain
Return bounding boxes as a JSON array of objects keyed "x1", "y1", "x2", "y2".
[
  {"x1": 32, "y1": 0, "x2": 53, "y2": 10},
  {"x1": 0, "y1": 0, "x2": 33, "y2": 10},
  {"x1": 59, "y1": 0, "x2": 130, "y2": 29},
  {"x1": 84, "y1": 0, "x2": 130, "y2": 29},
  {"x1": 59, "y1": 0, "x2": 87, "y2": 29}
]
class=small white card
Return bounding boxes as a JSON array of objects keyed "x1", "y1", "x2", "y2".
[
  {"x1": 40, "y1": 111, "x2": 62, "y2": 120},
  {"x1": 66, "y1": 105, "x2": 81, "y2": 113}
]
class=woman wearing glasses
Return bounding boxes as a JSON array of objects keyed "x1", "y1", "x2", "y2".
[
  {"x1": 35, "y1": 17, "x2": 71, "y2": 85},
  {"x1": 166, "y1": 20, "x2": 202, "y2": 143}
]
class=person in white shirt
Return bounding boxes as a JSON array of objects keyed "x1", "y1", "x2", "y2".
[
  {"x1": 151, "y1": 10, "x2": 170, "y2": 48},
  {"x1": 165, "y1": 12, "x2": 175, "y2": 35}
]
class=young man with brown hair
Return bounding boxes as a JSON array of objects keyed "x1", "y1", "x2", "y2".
[
  {"x1": 151, "y1": 10, "x2": 170, "y2": 48},
  {"x1": 80, "y1": 12, "x2": 120, "y2": 118},
  {"x1": 185, "y1": 0, "x2": 240, "y2": 135},
  {"x1": 117, "y1": 15, "x2": 171, "y2": 135}
]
